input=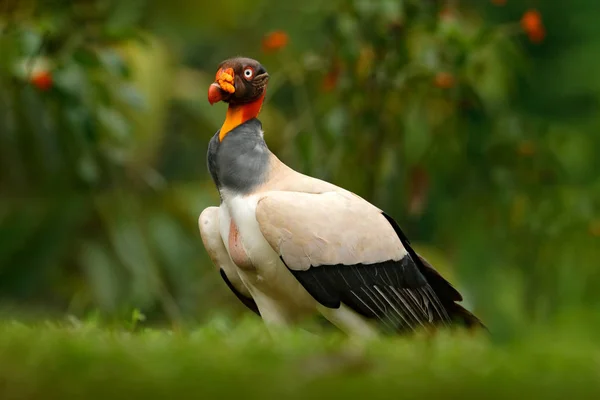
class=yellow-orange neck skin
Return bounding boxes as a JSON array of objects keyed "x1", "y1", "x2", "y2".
[{"x1": 219, "y1": 92, "x2": 266, "y2": 141}]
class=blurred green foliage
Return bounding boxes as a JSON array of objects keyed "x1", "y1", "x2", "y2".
[
  {"x1": 1, "y1": 317, "x2": 600, "y2": 399},
  {"x1": 0, "y1": 0, "x2": 599, "y2": 339}
]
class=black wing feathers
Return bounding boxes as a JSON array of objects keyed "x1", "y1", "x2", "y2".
[
  {"x1": 284, "y1": 211, "x2": 484, "y2": 332},
  {"x1": 381, "y1": 212, "x2": 463, "y2": 302},
  {"x1": 285, "y1": 255, "x2": 451, "y2": 333},
  {"x1": 286, "y1": 259, "x2": 426, "y2": 310},
  {"x1": 382, "y1": 212, "x2": 485, "y2": 329},
  {"x1": 219, "y1": 269, "x2": 261, "y2": 316}
]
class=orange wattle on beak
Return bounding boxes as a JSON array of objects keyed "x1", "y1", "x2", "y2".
[{"x1": 208, "y1": 67, "x2": 236, "y2": 105}]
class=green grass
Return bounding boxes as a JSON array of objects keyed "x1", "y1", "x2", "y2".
[{"x1": 0, "y1": 316, "x2": 599, "y2": 400}]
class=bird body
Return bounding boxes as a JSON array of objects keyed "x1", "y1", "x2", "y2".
[{"x1": 199, "y1": 57, "x2": 484, "y2": 337}]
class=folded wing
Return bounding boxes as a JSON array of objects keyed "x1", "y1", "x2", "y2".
[
  {"x1": 199, "y1": 206, "x2": 260, "y2": 316},
  {"x1": 255, "y1": 191, "x2": 452, "y2": 333}
]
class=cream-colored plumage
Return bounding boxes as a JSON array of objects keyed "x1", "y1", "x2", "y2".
[
  {"x1": 198, "y1": 207, "x2": 251, "y2": 299},
  {"x1": 253, "y1": 154, "x2": 408, "y2": 269},
  {"x1": 256, "y1": 191, "x2": 407, "y2": 271}
]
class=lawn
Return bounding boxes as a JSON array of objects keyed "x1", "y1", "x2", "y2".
[{"x1": 0, "y1": 316, "x2": 598, "y2": 400}]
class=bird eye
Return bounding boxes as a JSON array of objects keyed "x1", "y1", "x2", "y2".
[{"x1": 243, "y1": 67, "x2": 254, "y2": 80}]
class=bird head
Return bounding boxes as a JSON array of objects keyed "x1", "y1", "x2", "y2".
[{"x1": 208, "y1": 57, "x2": 269, "y2": 106}]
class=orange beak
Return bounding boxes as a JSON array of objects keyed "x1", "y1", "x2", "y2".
[
  {"x1": 208, "y1": 83, "x2": 225, "y2": 105},
  {"x1": 208, "y1": 67, "x2": 236, "y2": 105}
]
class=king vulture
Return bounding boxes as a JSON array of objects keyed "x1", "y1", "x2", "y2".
[{"x1": 199, "y1": 57, "x2": 485, "y2": 337}]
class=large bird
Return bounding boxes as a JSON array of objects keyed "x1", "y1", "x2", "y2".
[{"x1": 199, "y1": 57, "x2": 484, "y2": 337}]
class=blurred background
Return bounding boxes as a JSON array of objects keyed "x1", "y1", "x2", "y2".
[{"x1": 0, "y1": 0, "x2": 598, "y2": 338}]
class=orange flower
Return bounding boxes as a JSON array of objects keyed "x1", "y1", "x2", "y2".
[
  {"x1": 30, "y1": 70, "x2": 53, "y2": 91},
  {"x1": 321, "y1": 71, "x2": 338, "y2": 92},
  {"x1": 434, "y1": 72, "x2": 455, "y2": 89},
  {"x1": 521, "y1": 9, "x2": 546, "y2": 43},
  {"x1": 438, "y1": 7, "x2": 455, "y2": 20},
  {"x1": 589, "y1": 219, "x2": 600, "y2": 237},
  {"x1": 527, "y1": 26, "x2": 546, "y2": 43},
  {"x1": 491, "y1": 0, "x2": 506, "y2": 5},
  {"x1": 517, "y1": 140, "x2": 536, "y2": 156},
  {"x1": 262, "y1": 30, "x2": 289, "y2": 53},
  {"x1": 321, "y1": 59, "x2": 341, "y2": 92},
  {"x1": 521, "y1": 9, "x2": 542, "y2": 32}
]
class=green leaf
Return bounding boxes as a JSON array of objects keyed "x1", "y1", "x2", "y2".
[
  {"x1": 97, "y1": 107, "x2": 131, "y2": 143},
  {"x1": 53, "y1": 63, "x2": 88, "y2": 99},
  {"x1": 97, "y1": 49, "x2": 130, "y2": 78},
  {"x1": 72, "y1": 48, "x2": 101, "y2": 68}
]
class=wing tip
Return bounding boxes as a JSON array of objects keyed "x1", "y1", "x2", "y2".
[
  {"x1": 447, "y1": 302, "x2": 488, "y2": 332},
  {"x1": 219, "y1": 268, "x2": 261, "y2": 316}
]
